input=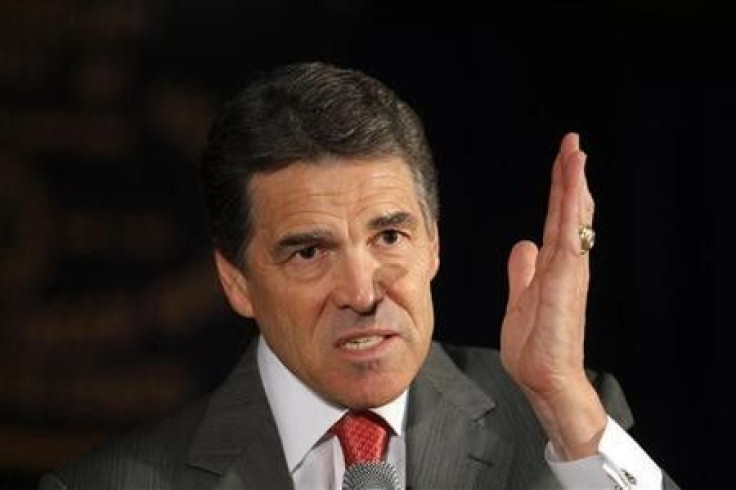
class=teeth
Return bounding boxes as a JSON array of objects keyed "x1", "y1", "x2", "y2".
[{"x1": 342, "y1": 336, "x2": 383, "y2": 351}]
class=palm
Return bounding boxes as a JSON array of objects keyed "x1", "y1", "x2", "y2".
[{"x1": 500, "y1": 133, "x2": 592, "y2": 400}]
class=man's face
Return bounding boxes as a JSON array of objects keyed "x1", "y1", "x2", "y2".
[{"x1": 216, "y1": 157, "x2": 439, "y2": 408}]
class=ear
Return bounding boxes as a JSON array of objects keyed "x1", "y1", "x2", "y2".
[
  {"x1": 214, "y1": 251, "x2": 255, "y2": 318},
  {"x1": 429, "y1": 221, "x2": 440, "y2": 280}
]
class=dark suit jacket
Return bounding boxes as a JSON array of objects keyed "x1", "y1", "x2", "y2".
[{"x1": 39, "y1": 340, "x2": 679, "y2": 489}]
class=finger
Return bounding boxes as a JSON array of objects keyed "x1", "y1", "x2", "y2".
[
  {"x1": 580, "y1": 158, "x2": 595, "y2": 231},
  {"x1": 560, "y1": 147, "x2": 587, "y2": 257},
  {"x1": 560, "y1": 131, "x2": 580, "y2": 159},
  {"x1": 540, "y1": 132, "x2": 579, "y2": 269},
  {"x1": 541, "y1": 151, "x2": 563, "y2": 247},
  {"x1": 559, "y1": 139, "x2": 594, "y2": 336},
  {"x1": 578, "y1": 153, "x2": 594, "y2": 282},
  {"x1": 506, "y1": 240, "x2": 538, "y2": 312}
]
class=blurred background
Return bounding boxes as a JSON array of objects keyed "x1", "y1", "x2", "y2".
[{"x1": 1, "y1": 1, "x2": 734, "y2": 488}]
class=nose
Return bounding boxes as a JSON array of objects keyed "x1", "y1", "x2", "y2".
[{"x1": 331, "y1": 249, "x2": 383, "y2": 314}]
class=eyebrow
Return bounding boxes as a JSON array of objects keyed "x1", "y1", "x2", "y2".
[
  {"x1": 273, "y1": 229, "x2": 335, "y2": 258},
  {"x1": 271, "y1": 212, "x2": 419, "y2": 260},
  {"x1": 368, "y1": 211, "x2": 419, "y2": 231}
]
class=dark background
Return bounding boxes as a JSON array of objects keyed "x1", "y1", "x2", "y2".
[{"x1": 2, "y1": 1, "x2": 734, "y2": 488}]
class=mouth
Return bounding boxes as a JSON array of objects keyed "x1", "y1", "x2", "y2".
[
  {"x1": 335, "y1": 331, "x2": 398, "y2": 354},
  {"x1": 341, "y1": 335, "x2": 385, "y2": 351}
]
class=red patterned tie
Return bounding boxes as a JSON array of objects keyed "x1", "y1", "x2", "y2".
[{"x1": 332, "y1": 410, "x2": 390, "y2": 466}]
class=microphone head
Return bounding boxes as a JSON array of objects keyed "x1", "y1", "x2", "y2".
[{"x1": 342, "y1": 461, "x2": 400, "y2": 490}]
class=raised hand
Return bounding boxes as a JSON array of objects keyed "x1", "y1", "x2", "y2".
[{"x1": 500, "y1": 132, "x2": 606, "y2": 460}]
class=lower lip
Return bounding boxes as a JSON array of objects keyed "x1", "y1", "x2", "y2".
[{"x1": 336, "y1": 334, "x2": 398, "y2": 360}]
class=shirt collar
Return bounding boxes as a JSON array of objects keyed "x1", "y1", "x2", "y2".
[{"x1": 256, "y1": 336, "x2": 408, "y2": 473}]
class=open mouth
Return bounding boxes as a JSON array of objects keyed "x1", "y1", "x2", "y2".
[
  {"x1": 336, "y1": 331, "x2": 398, "y2": 353},
  {"x1": 341, "y1": 335, "x2": 385, "y2": 351}
]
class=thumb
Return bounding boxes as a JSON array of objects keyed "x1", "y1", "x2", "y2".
[{"x1": 506, "y1": 240, "x2": 538, "y2": 312}]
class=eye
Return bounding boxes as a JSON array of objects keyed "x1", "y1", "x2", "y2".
[
  {"x1": 295, "y1": 245, "x2": 319, "y2": 260},
  {"x1": 377, "y1": 229, "x2": 402, "y2": 246}
]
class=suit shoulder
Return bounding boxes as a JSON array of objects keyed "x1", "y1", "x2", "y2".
[
  {"x1": 437, "y1": 343, "x2": 506, "y2": 380},
  {"x1": 436, "y1": 342, "x2": 634, "y2": 429},
  {"x1": 45, "y1": 396, "x2": 209, "y2": 489}
]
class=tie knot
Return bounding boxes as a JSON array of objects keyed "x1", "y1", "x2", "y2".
[{"x1": 332, "y1": 410, "x2": 390, "y2": 467}]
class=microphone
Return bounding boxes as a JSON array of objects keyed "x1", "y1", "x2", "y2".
[{"x1": 342, "y1": 461, "x2": 400, "y2": 490}]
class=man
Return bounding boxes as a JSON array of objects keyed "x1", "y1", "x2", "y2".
[{"x1": 39, "y1": 62, "x2": 678, "y2": 489}]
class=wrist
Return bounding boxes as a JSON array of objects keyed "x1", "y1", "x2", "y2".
[{"x1": 527, "y1": 378, "x2": 608, "y2": 460}]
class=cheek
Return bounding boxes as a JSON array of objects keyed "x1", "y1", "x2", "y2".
[
  {"x1": 401, "y1": 251, "x2": 436, "y2": 294},
  {"x1": 277, "y1": 282, "x2": 332, "y2": 339},
  {"x1": 251, "y1": 278, "x2": 325, "y2": 346},
  {"x1": 260, "y1": 284, "x2": 332, "y2": 376},
  {"x1": 384, "y1": 255, "x2": 436, "y2": 324},
  {"x1": 381, "y1": 244, "x2": 435, "y2": 285}
]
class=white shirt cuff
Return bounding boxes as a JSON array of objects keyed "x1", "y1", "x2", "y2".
[{"x1": 546, "y1": 415, "x2": 663, "y2": 489}]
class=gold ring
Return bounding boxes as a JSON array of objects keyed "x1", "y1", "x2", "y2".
[{"x1": 579, "y1": 224, "x2": 595, "y2": 254}]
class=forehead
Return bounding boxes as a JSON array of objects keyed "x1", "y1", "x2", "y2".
[{"x1": 247, "y1": 157, "x2": 423, "y2": 230}]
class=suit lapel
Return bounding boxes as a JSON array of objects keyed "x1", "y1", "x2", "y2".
[
  {"x1": 406, "y1": 342, "x2": 514, "y2": 489},
  {"x1": 183, "y1": 339, "x2": 517, "y2": 489},
  {"x1": 185, "y1": 339, "x2": 293, "y2": 489}
]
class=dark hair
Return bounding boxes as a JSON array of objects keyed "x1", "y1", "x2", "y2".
[{"x1": 199, "y1": 61, "x2": 439, "y2": 268}]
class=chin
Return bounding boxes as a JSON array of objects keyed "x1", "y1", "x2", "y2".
[
  {"x1": 340, "y1": 393, "x2": 399, "y2": 410},
  {"x1": 333, "y1": 374, "x2": 412, "y2": 410}
]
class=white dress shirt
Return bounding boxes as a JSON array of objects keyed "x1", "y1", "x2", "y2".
[
  {"x1": 257, "y1": 336, "x2": 407, "y2": 489},
  {"x1": 256, "y1": 336, "x2": 662, "y2": 489}
]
